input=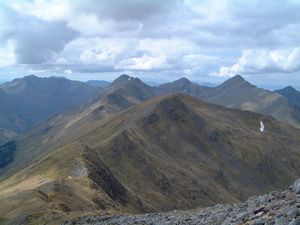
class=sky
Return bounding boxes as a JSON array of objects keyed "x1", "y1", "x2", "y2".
[{"x1": 0, "y1": 0, "x2": 300, "y2": 89}]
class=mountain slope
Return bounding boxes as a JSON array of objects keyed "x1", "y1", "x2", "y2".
[
  {"x1": 275, "y1": 86, "x2": 300, "y2": 108},
  {"x1": 1, "y1": 93, "x2": 300, "y2": 224},
  {"x1": 0, "y1": 75, "x2": 100, "y2": 143}
]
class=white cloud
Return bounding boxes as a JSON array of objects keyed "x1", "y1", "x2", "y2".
[
  {"x1": 11, "y1": 0, "x2": 71, "y2": 21},
  {"x1": 55, "y1": 37, "x2": 208, "y2": 72},
  {"x1": 182, "y1": 54, "x2": 219, "y2": 68},
  {"x1": 0, "y1": 40, "x2": 16, "y2": 67},
  {"x1": 61, "y1": 37, "x2": 137, "y2": 66},
  {"x1": 116, "y1": 54, "x2": 169, "y2": 70},
  {"x1": 217, "y1": 48, "x2": 300, "y2": 77},
  {"x1": 64, "y1": 69, "x2": 72, "y2": 74},
  {"x1": 1, "y1": 0, "x2": 300, "y2": 81}
]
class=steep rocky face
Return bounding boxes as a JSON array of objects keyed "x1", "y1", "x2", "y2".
[{"x1": 66, "y1": 179, "x2": 300, "y2": 225}]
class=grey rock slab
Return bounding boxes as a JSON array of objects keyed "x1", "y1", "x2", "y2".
[
  {"x1": 254, "y1": 218, "x2": 265, "y2": 225},
  {"x1": 274, "y1": 216, "x2": 289, "y2": 225}
]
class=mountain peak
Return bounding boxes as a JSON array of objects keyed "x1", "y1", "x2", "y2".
[
  {"x1": 173, "y1": 77, "x2": 191, "y2": 86},
  {"x1": 276, "y1": 85, "x2": 299, "y2": 95},
  {"x1": 101, "y1": 74, "x2": 154, "y2": 103},
  {"x1": 218, "y1": 74, "x2": 251, "y2": 89},
  {"x1": 111, "y1": 74, "x2": 141, "y2": 87},
  {"x1": 275, "y1": 85, "x2": 300, "y2": 108},
  {"x1": 113, "y1": 74, "x2": 131, "y2": 83},
  {"x1": 23, "y1": 75, "x2": 39, "y2": 81},
  {"x1": 177, "y1": 77, "x2": 190, "y2": 83},
  {"x1": 229, "y1": 74, "x2": 246, "y2": 82},
  {"x1": 25, "y1": 74, "x2": 38, "y2": 78},
  {"x1": 283, "y1": 85, "x2": 296, "y2": 92},
  {"x1": 154, "y1": 77, "x2": 207, "y2": 97}
]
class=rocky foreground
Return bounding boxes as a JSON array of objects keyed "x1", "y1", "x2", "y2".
[{"x1": 64, "y1": 180, "x2": 300, "y2": 225}]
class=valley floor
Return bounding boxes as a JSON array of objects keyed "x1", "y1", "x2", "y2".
[{"x1": 64, "y1": 181, "x2": 300, "y2": 225}]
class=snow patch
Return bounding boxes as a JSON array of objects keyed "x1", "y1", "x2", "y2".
[{"x1": 260, "y1": 121, "x2": 264, "y2": 133}]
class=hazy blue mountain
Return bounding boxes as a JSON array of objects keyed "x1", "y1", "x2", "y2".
[
  {"x1": 275, "y1": 86, "x2": 300, "y2": 108},
  {"x1": 0, "y1": 75, "x2": 100, "y2": 144},
  {"x1": 154, "y1": 77, "x2": 211, "y2": 97},
  {"x1": 86, "y1": 80, "x2": 111, "y2": 87}
]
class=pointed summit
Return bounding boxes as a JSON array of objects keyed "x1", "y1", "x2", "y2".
[
  {"x1": 218, "y1": 74, "x2": 251, "y2": 89},
  {"x1": 226, "y1": 74, "x2": 247, "y2": 83},
  {"x1": 105, "y1": 74, "x2": 155, "y2": 102},
  {"x1": 282, "y1": 86, "x2": 296, "y2": 92},
  {"x1": 111, "y1": 74, "x2": 131, "y2": 86},
  {"x1": 275, "y1": 85, "x2": 300, "y2": 108},
  {"x1": 111, "y1": 74, "x2": 147, "y2": 88},
  {"x1": 231, "y1": 74, "x2": 244, "y2": 80},
  {"x1": 115, "y1": 74, "x2": 131, "y2": 81},
  {"x1": 175, "y1": 77, "x2": 191, "y2": 85},
  {"x1": 155, "y1": 77, "x2": 209, "y2": 98},
  {"x1": 24, "y1": 75, "x2": 38, "y2": 80}
]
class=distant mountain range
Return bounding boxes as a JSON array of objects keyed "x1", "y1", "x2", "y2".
[
  {"x1": 155, "y1": 75, "x2": 300, "y2": 128},
  {"x1": 1, "y1": 74, "x2": 300, "y2": 224},
  {"x1": 0, "y1": 75, "x2": 101, "y2": 144}
]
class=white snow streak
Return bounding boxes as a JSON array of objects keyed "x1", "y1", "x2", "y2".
[{"x1": 260, "y1": 121, "x2": 265, "y2": 132}]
